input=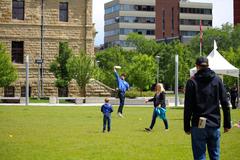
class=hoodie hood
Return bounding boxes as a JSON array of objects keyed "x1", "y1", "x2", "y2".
[{"x1": 194, "y1": 68, "x2": 216, "y2": 83}]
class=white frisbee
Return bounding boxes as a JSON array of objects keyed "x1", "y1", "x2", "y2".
[{"x1": 114, "y1": 66, "x2": 121, "y2": 69}]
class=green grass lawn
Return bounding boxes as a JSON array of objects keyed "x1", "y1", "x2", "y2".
[{"x1": 0, "y1": 106, "x2": 239, "y2": 160}]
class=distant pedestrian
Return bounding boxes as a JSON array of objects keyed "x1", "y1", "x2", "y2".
[
  {"x1": 184, "y1": 57, "x2": 231, "y2": 160},
  {"x1": 145, "y1": 83, "x2": 168, "y2": 131},
  {"x1": 101, "y1": 98, "x2": 113, "y2": 133},
  {"x1": 230, "y1": 85, "x2": 238, "y2": 109},
  {"x1": 114, "y1": 66, "x2": 129, "y2": 117}
]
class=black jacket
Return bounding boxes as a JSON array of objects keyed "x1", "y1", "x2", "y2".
[
  {"x1": 148, "y1": 92, "x2": 166, "y2": 108},
  {"x1": 184, "y1": 68, "x2": 231, "y2": 132}
]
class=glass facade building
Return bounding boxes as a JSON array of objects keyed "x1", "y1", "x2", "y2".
[{"x1": 104, "y1": 0, "x2": 155, "y2": 48}]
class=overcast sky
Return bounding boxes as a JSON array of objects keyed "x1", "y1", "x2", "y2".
[{"x1": 93, "y1": 0, "x2": 233, "y2": 46}]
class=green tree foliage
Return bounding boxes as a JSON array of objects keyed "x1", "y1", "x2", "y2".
[
  {"x1": 222, "y1": 47, "x2": 240, "y2": 87},
  {"x1": 231, "y1": 24, "x2": 240, "y2": 50},
  {"x1": 95, "y1": 46, "x2": 133, "y2": 88},
  {"x1": 96, "y1": 35, "x2": 196, "y2": 90},
  {"x1": 189, "y1": 23, "x2": 240, "y2": 88},
  {"x1": 127, "y1": 54, "x2": 156, "y2": 92},
  {"x1": 50, "y1": 42, "x2": 72, "y2": 88},
  {"x1": 96, "y1": 25, "x2": 240, "y2": 91},
  {"x1": 0, "y1": 43, "x2": 18, "y2": 87},
  {"x1": 67, "y1": 51, "x2": 94, "y2": 97},
  {"x1": 126, "y1": 33, "x2": 163, "y2": 56},
  {"x1": 189, "y1": 23, "x2": 240, "y2": 55},
  {"x1": 156, "y1": 41, "x2": 195, "y2": 88}
]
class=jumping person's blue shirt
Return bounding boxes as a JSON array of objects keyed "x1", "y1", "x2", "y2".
[{"x1": 114, "y1": 71, "x2": 129, "y2": 93}]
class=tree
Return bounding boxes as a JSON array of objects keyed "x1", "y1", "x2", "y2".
[
  {"x1": 157, "y1": 41, "x2": 195, "y2": 89},
  {"x1": 188, "y1": 23, "x2": 239, "y2": 56},
  {"x1": 126, "y1": 33, "x2": 163, "y2": 56},
  {"x1": 127, "y1": 54, "x2": 156, "y2": 94},
  {"x1": 0, "y1": 43, "x2": 18, "y2": 87},
  {"x1": 95, "y1": 46, "x2": 131, "y2": 88},
  {"x1": 231, "y1": 24, "x2": 240, "y2": 51},
  {"x1": 67, "y1": 51, "x2": 94, "y2": 99},
  {"x1": 222, "y1": 47, "x2": 240, "y2": 87},
  {"x1": 188, "y1": 23, "x2": 240, "y2": 88},
  {"x1": 50, "y1": 42, "x2": 72, "y2": 96}
]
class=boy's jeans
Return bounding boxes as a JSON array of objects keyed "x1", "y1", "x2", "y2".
[
  {"x1": 103, "y1": 115, "x2": 111, "y2": 131},
  {"x1": 191, "y1": 127, "x2": 220, "y2": 160}
]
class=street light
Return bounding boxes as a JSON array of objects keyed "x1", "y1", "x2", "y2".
[
  {"x1": 35, "y1": 58, "x2": 44, "y2": 100},
  {"x1": 25, "y1": 55, "x2": 29, "y2": 106},
  {"x1": 156, "y1": 55, "x2": 160, "y2": 83}
]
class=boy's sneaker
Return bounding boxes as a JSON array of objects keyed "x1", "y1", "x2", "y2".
[
  {"x1": 145, "y1": 128, "x2": 152, "y2": 132},
  {"x1": 103, "y1": 130, "x2": 106, "y2": 133},
  {"x1": 165, "y1": 129, "x2": 169, "y2": 132},
  {"x1": 118, "y1": 112, "x2": 124, "y2": 118}
]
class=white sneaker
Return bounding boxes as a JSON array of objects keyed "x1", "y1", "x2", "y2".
[{"x1": 118, "y1": 112, "x2": 124, "y2": 118}]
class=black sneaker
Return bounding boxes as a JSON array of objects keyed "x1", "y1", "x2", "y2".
[{"x1": 145, "y1": 128, "x2": 152, "y2": 132}]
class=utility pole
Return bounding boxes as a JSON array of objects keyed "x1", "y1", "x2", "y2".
[
  {"x1": 25, "y1": 55, "x2": 29, "y2": 106},
  {"x1": 175, "y1": 54, "x2": 179, "y2": 107},
  {"x1": 40, "y1": 0, "x2": 44, "y2": 97},
  {"x1": 156, "y1": 55, "x2": 160, "y2": 83}
]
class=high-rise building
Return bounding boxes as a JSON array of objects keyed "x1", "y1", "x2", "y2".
[
  {"x1": 155, "y1": 0, "x2": 179, "y2": 41},
  {"x1": 234, "y1": 0, "x2": 240, "y2": 25},
  {"x1": 104, "y1": 0, "x2": 155, "y2": 48},
  {"x1": 0, "y1": 0, "x2": 94, "y2": 97},
  {"x1": 179, "y1": 0, "x2": 212, "y2": 42},
  {"x1": 156, "y1": 0, "x2": 212, "y2": 42}
]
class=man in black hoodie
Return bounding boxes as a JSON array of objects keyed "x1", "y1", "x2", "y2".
[{"x1": 184, "y1": 57, "x2": 231, "y2": 160}]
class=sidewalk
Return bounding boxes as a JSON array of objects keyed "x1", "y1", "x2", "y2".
[
  {"x1": 0, "y1": 97, "x2": 184, "y2": 107},
  {"x1": 0, "y1": 103, "x2": 183, "y2": 107}
]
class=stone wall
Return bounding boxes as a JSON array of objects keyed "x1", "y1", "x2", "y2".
[
  {"x1": 68, "y1": 79, "x2": 115, "y2": 97},
  {"x1": 0, "y1": 0, "x2": 94, "y2": 97},
  {"x1": 86, "y1": 79, "x2": 115, "y2": 97}
]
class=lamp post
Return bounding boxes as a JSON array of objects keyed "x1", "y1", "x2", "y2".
[
  {"x1": 35, "y1": 58, "x2": 44, "y2": 100},
  {"x1": 156, "y1": 55, "x2": 160, "y2": 83},
  {"x1": 175, "y1": 54, "x2": 179, "y2": 107},
  {"x1": 25, "y1": 55, "x2": 29, "y2": 106}
]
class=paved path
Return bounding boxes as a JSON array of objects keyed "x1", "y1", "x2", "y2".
[
  {"x1": 0, "y1": 97, "x2": 184, "y2": 107},
  {"x1": 0, "y1": 103, "x2": 183, "y2": 107}
]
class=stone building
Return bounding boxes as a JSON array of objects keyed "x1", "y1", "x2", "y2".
[{"x1": 0, "y1": 0, "x2": 98, "y2": 97}]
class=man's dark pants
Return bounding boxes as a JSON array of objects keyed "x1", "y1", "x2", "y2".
[
  {"x1": 231, "y1": 96, "x2": 237, "y2": 109},
  {"x1": 118, "y1": 91, "x2": 125, "y2": 114}
]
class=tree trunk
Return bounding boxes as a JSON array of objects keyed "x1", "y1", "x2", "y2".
[
  {"x1": 140, "y1": 89, "x2": 143, "y2": 97},
  {"x1": 80, "y1": 85, "x2": 86, "y2": 103}
]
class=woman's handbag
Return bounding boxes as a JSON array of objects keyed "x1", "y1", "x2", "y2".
[{"x1": 154, "y1": 107, "x2": 166, "y2": 120}]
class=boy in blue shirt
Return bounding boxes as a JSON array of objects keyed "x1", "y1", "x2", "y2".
[
  {"x1": 101, "y1": 98, "x2": 113, "y2": 132},
  {"x1": 114, "y1": 66, "x2": 129, "y2": 117}
]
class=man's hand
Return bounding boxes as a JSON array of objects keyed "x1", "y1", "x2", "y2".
[
  {"x1": 224, "y1": 128, "x2": 230, "y2": 133},
  {"x1": 144, "y1": 99, "x2": 148, "y2": 103}
]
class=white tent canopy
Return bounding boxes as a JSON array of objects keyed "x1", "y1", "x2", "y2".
[{"x1": 190, "y1": 41, "x2": 239, "y2": 78}]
